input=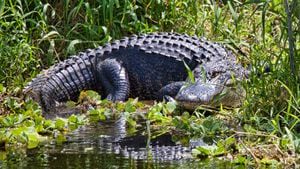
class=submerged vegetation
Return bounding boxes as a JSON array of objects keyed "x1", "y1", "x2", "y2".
[{"x1": 0, "y1": 0, "x2": 299, "y2": 167}]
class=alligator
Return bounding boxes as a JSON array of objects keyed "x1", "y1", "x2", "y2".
[{"x1": 24, "y1": 32, "x2": 248, "y2": 113}]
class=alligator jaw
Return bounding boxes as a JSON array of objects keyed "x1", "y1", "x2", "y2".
[
  {"x1": 175, "y1": 82, "x2": 223, "y2": 110},
  {"x1": 175, "y1": 81, "x2": 246, "y2": 110}
]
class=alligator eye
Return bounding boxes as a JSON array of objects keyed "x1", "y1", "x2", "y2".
[{"x1": 211, "y1": 71, "x2": 219, "y2": 78}]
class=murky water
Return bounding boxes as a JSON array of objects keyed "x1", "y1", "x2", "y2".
[{"x1": 0, "y1": 116, "x2": 234, "y2": 169}]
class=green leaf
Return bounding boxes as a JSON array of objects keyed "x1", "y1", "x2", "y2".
[
  {"x1": 192, "y1": 146, "x2": 211, "y2": 159},
  {"x1": 0, "y1": 116, "x2": 13, "y2": 127},
  {"x1": 183, "y1": 60, "x2": 195, "y2": 83},
  {"x1": 86, "y1": 90, "x2": 102, "y2": 100},
  {"x1": 98, "y1": 110, "x2": 107, "y2": 121},
  {"x1": 79, "y1": 90, "x2": 102, "y2": 104},
  {"x1": 124, "y1": 112, "x2": 137, "y2": 128},
  {"x1": 0, "y1": 84, "x2": 6, "y2": 93},
  {"x1": 224, "y1": 137, "x2": 236, "y2": 147},
  {"x1": 260, "y1": 158, "x2": 279, "y2": 165},
  {"x1": 116, "y1": 102, "x2": 125, "y2": 111},
  {"x1": 65, "y1": 101, "x2": 76, "y2": 108},
  {"x1": 35, "y1": 124, "x2": 44, "y2": 133},
  {"x1": 44, "y1": 120, "x2": 54, "y2": 129},
  {"x1": 27, "y1": 133, "x2": 39, "y2": 149},
  {"x1": 67, "y1": 39, "x2": 82, "y2": 54},
  {"x1": 125, "y1": 100, "x2": 136, "y2": 113},
  {"x1": 55, "y1": 118, "x2": 66, "y2": 130},
  {"x1": 213, "y1": 146, "x2": 225, "y2": 156},
  {"x1": 11, "y1": 127, "x2": 24, "y2": 136},
  {"x1": 68, "y1": 114, "x2": 78, "y2": 123},
  {"x1": 232, "y1": 155, "x2": 247, "y2": 164},
  {"x1": 40, "y1": 31, "x2": 60, "y2": 42},
  {"x1": 56, "y1": 133, "x2": 67, "y2": 144},
  {"x1": 0, "y1": 0, "x2": 5, "y2": 17},
  {"x1": 88, "y1": 109, "x2": 99, "y2": 115},
  {"x1": 195, "y1": 146, "x2": 213, "y2": 156},
  {"x1": 228, "y1": 1, "x2": 238, "y2": 25},
  {"x1": 165, "y1": 102, "x2": 177, "y2": 113}
]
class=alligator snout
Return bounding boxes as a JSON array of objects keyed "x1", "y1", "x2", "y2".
[{"x1": 175, "y1": 80, "x2": 246, "y2": 110}]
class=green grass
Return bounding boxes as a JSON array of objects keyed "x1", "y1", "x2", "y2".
[{"x1": 0, "y1": 0, "x2": 299, "y2": 166}]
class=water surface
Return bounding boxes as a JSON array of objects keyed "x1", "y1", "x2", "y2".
[{"x1": 0, "y1": 116, "x2": 234, "y2": 169}]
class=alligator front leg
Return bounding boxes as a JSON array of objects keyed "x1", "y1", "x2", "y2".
[
  {"x1": 157, "y1": 81, "x2": 186, "y2": 100},
  {"x1": 157, "y1": 65, "x2": 208, "y2": 102},
  {"x1": 96, "y1": 59, "x2": 129, "y2": 101}
]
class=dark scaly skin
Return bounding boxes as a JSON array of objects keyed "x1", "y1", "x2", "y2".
[{"x1": 24, "y1": 32, "x2": 248, "y2": 113}]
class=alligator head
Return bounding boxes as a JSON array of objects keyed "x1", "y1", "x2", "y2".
[{"x1": 175, "y1": 73, "x2": 246, "y2": 110}]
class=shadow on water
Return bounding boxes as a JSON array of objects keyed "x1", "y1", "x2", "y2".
[{"x1": 0, "y1": 115, "x2": 235, "y2": 169}]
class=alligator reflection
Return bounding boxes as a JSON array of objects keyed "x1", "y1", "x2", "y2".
[
  {"x1": 48, "y1": 115, "x2": 197, "y2": 162},
  {"x1": 2, "y1": 116, "x2": 211, "y2": 169}
]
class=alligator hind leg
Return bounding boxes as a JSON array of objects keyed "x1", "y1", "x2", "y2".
[{"x1": 96, "y1": 59, "x2": 129, "y2": 101}]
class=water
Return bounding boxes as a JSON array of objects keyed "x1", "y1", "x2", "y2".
[{"x1": 0, "y1": 116, "x2": 234, "y2": 169}]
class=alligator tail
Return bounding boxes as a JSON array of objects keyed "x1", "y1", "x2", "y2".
[{"x1": 23, "y1": 50, "x2": 97, "y2": 112}]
